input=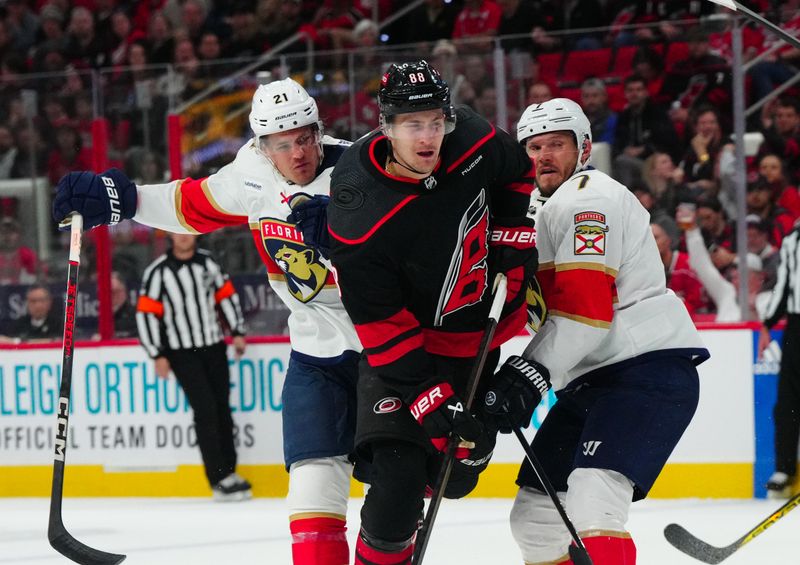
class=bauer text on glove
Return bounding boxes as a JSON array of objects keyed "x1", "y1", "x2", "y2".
[
  {"x1": 489, "y1": 217, "x2": 538, "y2": 300},
  {"x1": 409, "y1": 382, "x2": 482, "y2": 458},
  {"x1": 52, "y1": 169, "x2": 137, "y2": 230}
]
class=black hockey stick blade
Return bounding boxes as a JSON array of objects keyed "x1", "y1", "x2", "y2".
[
  {"x1": 49, "y1": 525, "x2": 126, "y2": 565},
  {"x1": 664, "y1": 524, "x2": 735, "y2": 564},
  {"x1": 664, "y1": 491, "x2": 800, "y2": 563}
]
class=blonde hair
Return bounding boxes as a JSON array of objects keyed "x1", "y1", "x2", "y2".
[{"x1": 642, "y1": 152, "x2": 671, "y2": 199}]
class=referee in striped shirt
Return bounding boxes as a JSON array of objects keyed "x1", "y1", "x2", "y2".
[
  {"x1": 136, "y1": 233, "x2": 251, "y2": 501},
  {"x1": 759, "y1": 224, "x2": 800, "y2": 498}
]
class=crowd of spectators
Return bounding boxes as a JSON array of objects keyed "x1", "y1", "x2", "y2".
[{"x1": 0, "y1": 0, "x2": 799, "y2": 340}]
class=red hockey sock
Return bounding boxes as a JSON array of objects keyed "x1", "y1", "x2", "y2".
[
  {"x1": 572, "y1": 532, "x2": 636, "y2": 565},
  {"x1": 354, "y1": 534, "x2": 413, "y2": 565},
  {"x1": 290, "y1": 516, "x2": 349, "y2": 565}
]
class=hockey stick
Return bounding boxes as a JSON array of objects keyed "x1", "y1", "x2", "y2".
[
  {"x1": 707, "y1": 0, "x2": 800, "y2": 50},
  {"x1": 412, "y1": 274, "x2": 508, "y2": 565},
  {"x1": 510, "y1": 426, "x2": 593, "y2": 565},
  {"x1": 48, "y1": 214, "x2": 127, "y2": 565},
  {"x1": 664, "y1": 493, "x2": 800, "y2": 564}
]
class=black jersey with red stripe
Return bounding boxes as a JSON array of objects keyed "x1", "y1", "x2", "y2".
[{"x1": 328, "y1": 106, "x2": 535, "y2": 399}]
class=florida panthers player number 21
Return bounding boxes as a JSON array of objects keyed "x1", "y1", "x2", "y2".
[{"x1": 52, "y1": 79, "x2": 364, "y2": 565}]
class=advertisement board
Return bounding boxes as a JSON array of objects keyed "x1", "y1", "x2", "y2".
[{"x1": 0, "y1": 326, "x2": 778, "y2": 498}]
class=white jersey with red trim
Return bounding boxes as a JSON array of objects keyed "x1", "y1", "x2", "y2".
[
  {"x1": 524, "y1": 168, "x2": 706, "y2": 390},
  {"x1": 132, "y1": 136, "x2": 361, "y2": 362}
]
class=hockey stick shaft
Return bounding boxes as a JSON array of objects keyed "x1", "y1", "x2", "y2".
[
  {"x1": 708, "y1": 0, "x2": 800, "y2": 50},
  {"x1": 48, "y1": 215, "x2": 126, "y2": 565},
  {"x1": 412, "y1": 274, "x2": 508, "y2": 565},
  {"x1": 511, "y1": 427, "x2": 593, "y2": 565},
  {"x1": 665, "y1": 491, "x2": 800, "y2": 563}
]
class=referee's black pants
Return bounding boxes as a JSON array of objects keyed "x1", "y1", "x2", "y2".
[
  {"x1": 167, "y1": 342, "x2": 236, "y2": 486},
  {"x1": 775, "y1": 315, "x2": 800, "y2": 477}
]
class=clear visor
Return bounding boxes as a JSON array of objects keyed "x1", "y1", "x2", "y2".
[
  {"x1": 258, "y1": 127, "x2": 321, "y2": 157},
  {"x1": 382, "y1": 112, "x2": 456, "y2": 141}
]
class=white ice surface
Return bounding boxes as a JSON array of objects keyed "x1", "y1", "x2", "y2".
[{"x1": 0, "y1": 497, "x2": 795, "y2": 564}]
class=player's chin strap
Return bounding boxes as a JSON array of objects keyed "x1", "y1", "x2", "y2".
[{"x1": 385, "y1": 139, "x2": 432, "y2": 177}]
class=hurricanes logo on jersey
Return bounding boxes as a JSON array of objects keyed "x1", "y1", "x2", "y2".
[
  {"x1": 260, "y1": 218, "x2": 331, "y2": 303},
  {"x1": 435, "y1": 190, "x2": 489, "y2": 325}
]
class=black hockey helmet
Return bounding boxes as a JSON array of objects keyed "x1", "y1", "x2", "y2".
[{"x1": 378, "y1": 60, "x2": 456, "y2": 132}]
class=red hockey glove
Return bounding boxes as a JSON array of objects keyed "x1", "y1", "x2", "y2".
[
  {"x1": 489, "y1": 217, "x2": 538, "y2": 301},
  {"x1": 409, "y1": 382, "x2": 482, "y2": 458}
]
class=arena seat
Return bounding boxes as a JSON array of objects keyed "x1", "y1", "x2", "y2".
[
  {"x1": 537, "y1": 52, "x2": 563, "y2": 81},
  {"x1": 561, "y1": 48, "x2": 613, "y2": 84},
  {"x1": 609, "y1": 45, "x2": 637, "y2": 78},
  {"x1": 664, "y1": 41, "x2": 690, "y2": 70}
]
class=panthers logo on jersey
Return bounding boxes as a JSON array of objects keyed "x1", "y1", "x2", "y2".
[
  {"x1": 259, "y1": 218, "x2": 330, "y2": 303},
  {"x1": 526, "y1": 275, "x2": 547, "y2": 333}
]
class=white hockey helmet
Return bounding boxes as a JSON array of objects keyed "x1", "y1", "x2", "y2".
[
  {"x1": 517, "y1": 98, "x2": 592, "y2": 173},
  {"x1": 249, "y1": 78, "x2": 321, "y2": 138}
]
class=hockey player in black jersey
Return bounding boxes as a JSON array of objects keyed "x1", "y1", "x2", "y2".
[{"x1": 325, "y1": 60, "x2": 537, "y2": 564}]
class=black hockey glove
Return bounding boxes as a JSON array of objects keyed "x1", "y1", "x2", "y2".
[
  {"x1": 441, "y1": 426, "x2": 498, "y2": 499},
  {"x1": 489, "y1": 217, "x2": 538, "y2": 301},
  {"x1": 409, "y1": 381, "x2": 482, "y2": 458},
  {"x1": 287, "y1": 193, "x2": 331, "y2": 255},
  {"x1": 52, "y1": 169, "x2": 137, "y2": 230},
  {"x1": 484, "y1": 356, "x2": 550, "y2": 433}
]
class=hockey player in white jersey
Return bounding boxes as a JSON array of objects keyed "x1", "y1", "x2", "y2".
[
  {"x1": 483, "y1": 98, "x2": 710, "y2": 564},
  {"x1": 52, "y1": 79, "x2": 361, "y2": 565}
]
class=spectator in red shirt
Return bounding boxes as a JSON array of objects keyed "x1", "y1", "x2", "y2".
[
  {"x1": 452, "y1": 0, "x2": 502, "y2": 53},
  {"x1": 659, "y1": 27, "x2": 732, "y2": 132},
  {"x1": 746, "y1": 179, "x2": 797, "y2": 247},
  {"x1": 301, "y1": 0, "x2": 361, "y2": 50},
  {"x1": 651, "y1": 221, "x2": 708, "y2": 318},
  {"x1": 691, "y1": 195, "x2": 737, "y2": 274},
  {"x1": 0, "y1": 216, "x2": 39, "y2": 285},
  {"x1": 631, "y1": 47, "x2": 665, "y2": 98},
  {"x1": 102, "y1": 9, "x2": 146, "y2": 69},
  {"x1": 47, "y1": 125, "x2": 94, "y2": 186},
  {"x1": 758, "y1": 96, "x2": 800, "y2": 185},
  {"x1": 757, "y1": 153, "x2": 800, "y2": 222}
]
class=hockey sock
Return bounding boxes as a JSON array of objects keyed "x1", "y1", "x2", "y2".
[
  {"x1": 574, "y1": 532, "x2": 636, "y2": 565},
  {"x1": 290, "y1": 516, "x2": 348, "y2": 565},
  {"x1": 354, "y1": 532, "x2": 413, "y2": 565}
]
